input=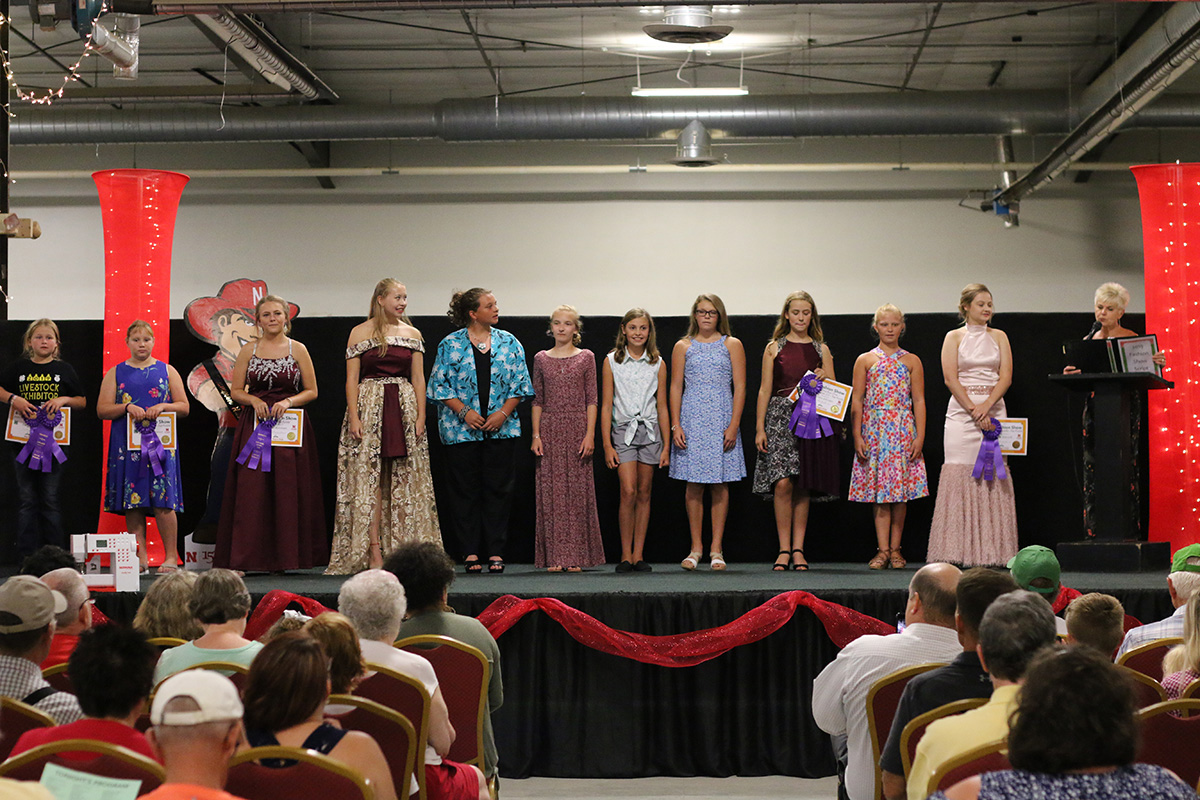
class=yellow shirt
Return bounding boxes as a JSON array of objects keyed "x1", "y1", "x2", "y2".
[{"x1": 906, "y1": 683, "x2": 1019, "y2": 800}]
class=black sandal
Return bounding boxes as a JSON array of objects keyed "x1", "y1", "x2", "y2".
[
  {"x1": 792, "y1": 548, "x2": 810, "y2": 571},
  {"x1": 772, "y1": 550, "x2": 790, "y2": 571},
  {"x1": 488, "y1": 558, "x2": 506, "y2": 574},
  {"x1": 465, "y1": 556, "x2": 483, "y2": 574}
]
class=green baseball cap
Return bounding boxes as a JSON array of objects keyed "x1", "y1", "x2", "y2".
[
  {"x1": 1006, "y1": 545, "x2": 1060, "y2": 596},
  {"x1": 1170, "y1": 544, "x2": 1200, "y2": 574}
]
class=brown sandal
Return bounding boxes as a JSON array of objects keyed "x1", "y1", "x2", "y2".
[
  {"x1": 868, "y1": 550, "x2": 889, "y2": 570},
  {"x1": 889, "y1": 549, "x2": 907, "y2": 569}
]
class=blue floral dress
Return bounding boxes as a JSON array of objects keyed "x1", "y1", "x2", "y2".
[
  {"x1": 669, "y1": 336, "x2": 746, "y2": 484},
  {"x1": 103, "y1": 361, "x2": 183, "y2": 512}
]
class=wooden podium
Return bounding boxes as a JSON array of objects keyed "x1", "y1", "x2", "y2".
[{"x1": 1050, "y1": 372, "x2": 1172, "y2": 572}]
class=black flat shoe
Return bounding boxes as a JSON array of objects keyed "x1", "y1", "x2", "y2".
[
  {"x1": 773, "y1": 550, "x2": 790, "y2": 571},
  {"x1": 792, "y1": 548, "x2": 810, "y2": 571},
  {"x1": 488, "y1": 558, "x2": 506, "y2": 574},
  {"x1": 632, "y1": 561, "x2": 653, "y2": 572},
  {"x1": 616, "y1": 560, "x2": 633, "y2": 573}
]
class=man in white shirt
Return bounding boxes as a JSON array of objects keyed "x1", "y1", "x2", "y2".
[
  {"x1": 1116, "y1": 543, "x2": 1200, "y2": 659},
  {"x1": 812, "y1": 563, "x2": 963, "y2": 800}
]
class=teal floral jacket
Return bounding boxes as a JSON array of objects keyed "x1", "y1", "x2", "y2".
[{"x1": 427, "y1": 328, "x2": 534, "y2": 444}]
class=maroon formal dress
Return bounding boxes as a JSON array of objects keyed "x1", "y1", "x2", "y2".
[
  {"x1": 214, "y1": 345, "x2": 328, "y2": 571},
  {"x1": 533, "y1": 350, "x2": 605, "y2": 569}
]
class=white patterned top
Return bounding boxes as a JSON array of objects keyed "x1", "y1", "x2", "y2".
[{"x1": 608, "y1": 349, "x2": 660, "y2": 444}]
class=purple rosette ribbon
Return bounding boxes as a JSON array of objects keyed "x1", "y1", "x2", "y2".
[
  {"x1": 789, "y1": 373, "x2": 833, "y2": 440},
  {"x1": 971, "y1": 418, "x2": 1007, "y2": 481},
  {"x1": 137, "y1": 419, "x2": 168, "y2": 477},
  {"x1": 236, "y1": 418, "x2": 277, "y2": 472},
  {"x1": 17, "y1": 407, "x2": 66, "y2": 473}
]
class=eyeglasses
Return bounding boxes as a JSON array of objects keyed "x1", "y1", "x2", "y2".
[{"x1": 695, "y1": 309, "x2": 719, "y2": 317}]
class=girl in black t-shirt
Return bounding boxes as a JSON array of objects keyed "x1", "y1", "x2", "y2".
[{"x1": 0, "y1": 319, "x2": 87, "y2": 557}]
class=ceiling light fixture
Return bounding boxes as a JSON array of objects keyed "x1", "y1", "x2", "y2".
[{"x1": 632, "y1": 86, "x2": 747, "y2": 97}]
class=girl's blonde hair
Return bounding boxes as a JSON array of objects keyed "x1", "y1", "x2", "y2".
[
  {"x1": 770, "y1": 291, "x2": 824, "y2": 343},
  {"x1": 547, "y1": 304, "x2": 583, "y2": 347},
  {"x1": 368, "y1": 278, "x2": 408, "y2": 357},
  {"x1": 126, "y1": 320, "x2": 154, "y2": 339},
  {"x1": 612, "y1": 308, "x2": 660, "y2": 365},
  {"x1": 255, "y1": 294, "x2": 292, "y2": 334},
  {"x1": 958, "y1": 283, "x2": 992, "y2": 321},
  {"x1": 684, "y1": 294, "x2": 731, "y2": 339},
  {"x1": 1094, "y1": 282, "x2": 1130, "y2": 312},
  {"x1": 22, "y1": 319, "x2": 61, "y2": 360},
  {"x1": 1163, "y1": 592, "x2": 1200, "y2": 676},
  {"x1": 872, "y1": 303, "x2": 905, "y2": 336}
]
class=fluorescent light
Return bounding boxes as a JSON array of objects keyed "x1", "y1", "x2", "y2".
[{"x1": 632, "y1": 86, "x2": 748, "y2": 97}]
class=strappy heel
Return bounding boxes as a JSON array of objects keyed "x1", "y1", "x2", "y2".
[
  {"x1": 773, "y1": 551, "x2": 790, "y2": 571},
  {"x1": 792, "y1": 548, "x2": 810, "y2": 571}
]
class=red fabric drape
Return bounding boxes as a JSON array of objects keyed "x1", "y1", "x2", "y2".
[{"x1": 244, "y1": 589, "x2": 894, "y2": 665}]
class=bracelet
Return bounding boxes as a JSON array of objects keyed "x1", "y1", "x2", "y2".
[
  {"x1": 532, "y1": 435, "x2": 540, "y2": 439},
  {"x1": 671, "y1": 424, "x2": 679, "y2": 431},
  {"x1": 456, "y1": 405, "x2": 469, "y2": 421},
  {"x1": 499, "y1": 409, "x2": 509, "y2": 419}
]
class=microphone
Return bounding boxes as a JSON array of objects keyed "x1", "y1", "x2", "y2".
[{"x1": 1086, "y1": 320, "x2": 1101, "y2": 339}]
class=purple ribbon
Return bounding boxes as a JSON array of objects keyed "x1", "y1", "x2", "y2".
[
  {"x1": 971, "y1": 418, "x2": 1007, "y2": 481},
  {"x1": 137, "y1": 419, "x2": 168, "y2": 477},
  {"x1": 236, "y1": 418, "x2": 277, "y2": 472},
  {"x1": 789, "y1": 373, "x2": 833, "y2": 440},
  {"x1": 16, "y1": 407, "x2": 66, "y2": 473}
]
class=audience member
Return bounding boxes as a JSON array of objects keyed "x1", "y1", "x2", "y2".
[
  {"x1": 1118, "y1": 543, "x2": 1200, "y2": 658},
  {"x1": 1064, "y1": 592, "x2": 1125, "y2": 656},
  {"x1": 134, "y1": 570, "x2": 203, "y2": 642},
  {"x1": 880, "y1": 567, "x2": 1018, "y2": 800},
  {"x1": 338, "y1": 569, "x2": 489, "y2": 800},
  {"x1": 19, "y1": 545, "x2": 76, "y2": 577},
  {"x1": 812, "y1": 563, "x2": 963, "y2": 800},
  {"x1": 1161, "y1": 592, "x2": 1200, "y2": 700},
  {"x1": 259, "y1": 609, "x2": 309, "y2": 642},
  {"x1": 154, "y1": 569, "x2": 262, "y2": 685},
  {"x1": 12, "y1": 625, "x2": 158, "y2": 761},
  {"x1": 934, "y1": 647, "x2": 1194, "y2": 800},
  {"x1": 141, "y1": 669, "x2": 247, "y2": 800},
  {"x1": 241, "y1": 631, "x2": 397, "y2": 800},
  {"x1": 907, "y1": 590, "x2": 1058, "y2": 800},
  {"x1": 0, "y1": 575, "x2": 82, "y2": 724},
  {"x1": 303, "y1": 611, "x2": 366, "y2": 715},
  {"x1": 385, "y1": 542, "x2": 504, "y2": 779},
  {"x1": 38, "y1": 567, "x2": 92, "y2": 669},
  {"x1": 1006, "y1": 545, "x2": 1076, "y2": 634}
]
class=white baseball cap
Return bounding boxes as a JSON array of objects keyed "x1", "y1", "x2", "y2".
[{"x1": 150, "y1": 670, "x2": 244, "y2": 726}]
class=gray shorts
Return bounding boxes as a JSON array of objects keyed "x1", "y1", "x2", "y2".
[{"x1": 612, "y1": 421, "x2": 662, "y2": 465}]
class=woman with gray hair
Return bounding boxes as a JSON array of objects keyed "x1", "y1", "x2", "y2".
[
  {"x1": 1063, "y1": 282, "x2": 1166, "y2": 538},
  {"x1": 153, "y1": 568, "x2": 262, "y2": 685}
]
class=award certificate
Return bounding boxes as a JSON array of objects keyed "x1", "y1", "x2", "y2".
[
  {"x1": 5, "y1": 405, "x2": 71, "y2": 445},
  {"x1": 787, "y1": 375, "x2": 852, "y2": 422},
  {"x1": 995, "y1": 417, "x2": 1027, "y2": 456},
  {"x1": 1116, "y1": 335, "x2": 1161, "y2": 376},
  {"x1": 126, "y1": 412, "x2": 177, "y2": 451},
  {"x1": 264, "y1": 408, "x2": 305, "y2": 447}
]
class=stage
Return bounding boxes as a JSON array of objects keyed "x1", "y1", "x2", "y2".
[{"x1": 70, "y1": 562, "x2": 1173, "y2": 779}]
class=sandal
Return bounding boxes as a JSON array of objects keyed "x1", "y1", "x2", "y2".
[
  {"x1": 889, "y1": 549, "x2": 907, "y2": 570},
  {"x1": 709, "y1": 552, "x2": 726, "y2": 571},
  {"x1": 681, "y1": 551, "x2": 702, "y2": 571},
  {"x1": 488, "y1": 558, "x2": 506, "y2": 574},
  {"x1": 868, "y1": 550, "x2": 889, "y2": 570},
  {"x1": 792, "y1": 548, "x2": 810, "y2": 571},
  {"x1": 772, "y1": 550, "x2": 790, "y2": 571},
  {"x1": 155, "y1": 563, "x2": 179, "y2": 575},
  {"x1": 465, "y1": 556, "x2": 483, "y2": 574},
  {"x1": 566, "y1": 566, "x2": 582, "y2": 573}
]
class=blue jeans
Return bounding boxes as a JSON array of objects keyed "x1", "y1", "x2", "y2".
[{"x1": 12, "y1": 453, "x2": 66, "y2": 558}]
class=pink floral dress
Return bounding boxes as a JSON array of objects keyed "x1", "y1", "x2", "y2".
[{"x1": 848, "y1": 347, "x2": 928, "y2": 503}]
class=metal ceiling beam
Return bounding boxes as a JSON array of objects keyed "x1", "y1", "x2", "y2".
[{"x1": 900, "y1": 2, "x2": 941, "y2": 92}]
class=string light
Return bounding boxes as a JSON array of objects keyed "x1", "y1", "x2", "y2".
[{"x1": 0, "y1": 5, "x2": 108, "y2": 112}]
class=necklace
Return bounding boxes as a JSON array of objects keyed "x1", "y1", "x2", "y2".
[{"x1": 469, "y1": 330, "x2": 491, "y2": 353}]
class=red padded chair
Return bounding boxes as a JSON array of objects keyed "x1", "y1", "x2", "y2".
[
  {"x1": 355, "y1": 662, "x2": 432, "y2": 800},
  {"x1": 0, "y1": 739, "x2": 165, "y2": 793},
  {"x1": 226, "y1": 746, "x2": 372, "y2": 800},
  {"x1": 396, "y1": 634, "x2": 490, "y2": 770},
  {"x1": 152, "y1": 661, "x2": 250, "y2": 696},
  {"x1": 927, "y1": 739, "x2": 1010, "y2": 796},
  {"x1": 327, "y1": 693, "x2": 417, "y2": 799},
  {"x1": 1136, "y1": 699, "x2": 1200, "y2": 787},
  {"x1": 1117, "y1": 638, "x2": 1183, "y2": 683},
  {"x1": 1117, "y1": 665, "x2": 1168, "y2": 708},
  {"x1": 865, "y1": 663, "x2": 943, "y2": 800},
  {"x1": 0, "y1": 697, "x2": 54, "y2": 761},
  {"x1": 40, "y1": 663, "x2": 73, "y2": 695},
  {"x1": 899, "y1": 696, "x2": 988, "y2": 778}
]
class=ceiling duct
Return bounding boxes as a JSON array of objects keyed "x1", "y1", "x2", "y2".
[
  {"x1": 669, "y1": 120, "x2": 721, "y2": 166},
  {"x1": 643, "y1": 5, "x2": 731, "y2": 45}
]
